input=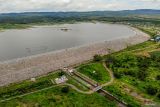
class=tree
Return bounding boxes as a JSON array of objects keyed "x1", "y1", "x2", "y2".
[
  {"x1": 137, "y1": 68, "x2": 148, "y2": 81},
  {"x1": 113, "y1": 71, "x2": 122, "y2": 79},
  {"x1": 137, "y1": 56, "x2": 151, "y2": 68},
  {"x1": 93, "y1": 54, "x2": 103, "y2": 62},
  {"x1": 156, "y1": 75, "x2": 160, "y2": 80},
  {"x1": 58, "y1": 72, "x2": 65, "y2": 76},
  {"x1": 105, "y1": 55, "x2": 116, "y2": 65},
  {"x1": 95, "y1": 72, "x2": 102, "y2": 80},
  {"x1": 61, "y1": 86, "x2": 69, "y2": 93},
  {"x1": 146, "y1": 85, "x2": 158, "y2": 95},
  {"x1": 157, "y1": 93, "x2": 160, "y2": 99}
]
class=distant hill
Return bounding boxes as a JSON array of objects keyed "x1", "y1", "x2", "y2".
[
  {"x1": 1, "y1": 9, "x2": 159, "y2": 17},
  {"x1": 0, "y1": 9, "x2": 159, "y2": 24}
]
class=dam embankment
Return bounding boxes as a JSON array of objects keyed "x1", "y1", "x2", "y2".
[{"x1": 0, "y1": 27, "x2": 150, "y2": 86}]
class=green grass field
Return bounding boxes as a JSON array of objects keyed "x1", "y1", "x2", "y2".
[
  {"x1": 0, "y1": 86, "x2": 117, "y2": 107},
  {"x1": 103, "y1": 81, "x2": 141, "y2": 107},
  {"x1": 77, "y1": 62, "x2": 111, "y2": 84},
  {"x1": 0, "y1": 70, "x2": 91, "y2": 101},
  {"x1": 0, "y1": 70, "x2": 116, "y2": 107},
  {"x1": 0, "y1": 71, "x2": 61, "y2": 101},
  {"x1": 105, "y1": 42, "x2": 160, "y2": 104}
]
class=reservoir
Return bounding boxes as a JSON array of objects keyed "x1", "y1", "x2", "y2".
[{"x1": 0, "y1": 23, "x2": 135, "y2": 61}]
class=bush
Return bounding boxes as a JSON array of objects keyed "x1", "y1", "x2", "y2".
[
  {"x1": 61, "y1": 86, "x2": 69, "y2": 93},
  {"x1": 157, "y1": 93, "x2": 160, "y2": 99},
  {"x1": 156, "y1": 75, "x2": 160, "y2": 80},
  {"x1": 113, "y1": 71, "x2": 122, "y2": 79},
  {"x1": 146, "y1": 85, "x2": 158, "y2": 95},
  {"x1": 58, "y1": 72, "x2": 65, "y2": 76},
  {"x1": 105, "y1": 55, "x2": 116, "y2": 65},
  {"x1": 93, "y1": 54, "x2": 103, "y2": 62},
  {"x1": 137, "y1": 68, "x2": 148, "y2": 81}
]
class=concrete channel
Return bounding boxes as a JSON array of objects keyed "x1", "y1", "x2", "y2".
[{"x1": 71, "y1": 70, "x2": 128, "y2": 107}]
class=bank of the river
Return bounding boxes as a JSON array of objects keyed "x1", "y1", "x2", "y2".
[
  {"x1": 0, "y1": 25, "x2": 150, "y2": 87},
  {"x1": 0, "y1": 21, "x2": 80, "y2": 32},
  {"x1": 0, "y1": 22, "x2": 136, "y2": 61}
]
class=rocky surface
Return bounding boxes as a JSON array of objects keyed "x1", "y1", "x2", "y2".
[{"x1": 0, "y1": 27, "x2": 150, "y2": 86}]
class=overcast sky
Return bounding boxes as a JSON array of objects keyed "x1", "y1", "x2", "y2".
[{"x1": 0, "y1": 0, "x2": 160, "y2": 13}]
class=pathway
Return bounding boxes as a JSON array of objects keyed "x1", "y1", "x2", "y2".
[
  {"x1": 0, "y1": 82, "x2": 94, "y2": 103},
  {"x1": 101, "y1": 62, "x2": 114, "y2": 87}
]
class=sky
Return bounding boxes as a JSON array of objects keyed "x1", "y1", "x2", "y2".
[{"x1": 0, "y1": 0, "x2": 159, "y2": 13}]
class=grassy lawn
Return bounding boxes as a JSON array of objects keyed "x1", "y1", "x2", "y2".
[
  {"x1": 0, "y1": 71, "x2": 62, "y2": 101},
  {"x1": 77, "y1": 62, "x2": 111, "y2": 84},
  {"x1": 0, "y1": 86, "x2": 117, "y2": 107},
  {"x1": 66, "y1": 75, "x2": 89, "y2": 91},
  {"x1": 0, "y1": 70, "x2": 90, "y2": 101}
]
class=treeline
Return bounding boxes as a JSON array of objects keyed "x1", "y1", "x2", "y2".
[
  {"x1": 0, "y1": 16, "x2": 160, "y2": 26},
  {"x1": 0, "y1": 10, "x2": 160, "y2": 25}
]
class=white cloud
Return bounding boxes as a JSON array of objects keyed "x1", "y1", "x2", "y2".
[{"x1": 0, "y1": 0, "x2": 159, "y2": 13}]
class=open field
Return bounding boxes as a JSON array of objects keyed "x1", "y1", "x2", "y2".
[
  {"x1": 105, "y1": 41, "x2": 160, "y2": 106},
  {"x1": 0, "y1": 70, "x2": 91, "y2": 102},
  {"x1": 0, "y1": 86, "x2": 117, "y2": 107},
  {"x1": 101, "y1": 21, "x2": 160, "y2": 106},
  {"x1": 77, "y1": 62, "x2": 110, "y2": 84},
  {"x1": 103, "y1": 80, "x2": 141, "y2": 107},
  {"x1": 0, "y1": 69, "x2": 117, "y2": 107}
]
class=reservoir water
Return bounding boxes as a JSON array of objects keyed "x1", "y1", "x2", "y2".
[{"x1": 0, "y1": 23, "x2": 135, "y2": 61}]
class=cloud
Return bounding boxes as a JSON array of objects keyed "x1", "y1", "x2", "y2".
[{"x1": 0, "y1": 0, "x2": 159, "y2": 13}]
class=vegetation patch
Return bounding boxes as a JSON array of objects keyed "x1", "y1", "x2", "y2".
[
  {"x1": 0, "y1": 71, "x2": 61, "y2": 101},
  {"x1": 0, "y1": 24, "x2": 31, "y2": 31},
  {"x1": 0, "y1": 86, "x2": 117, "y2": 107},
  {"x1": 103, "y1": 81, "x2": 141, "y2": 107},
  {"x1": 105, "y1": 49, "x2": 160, "y2": 102},
  {"x1": 77, "y1": 62, "x2": 111, "y2": 84}
]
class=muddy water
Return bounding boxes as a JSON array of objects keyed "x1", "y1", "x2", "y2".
[{"x1": 0, "y1": 23, "x2": 135, "y2": 61}]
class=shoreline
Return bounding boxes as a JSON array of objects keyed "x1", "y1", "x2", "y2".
[
  {"x1": 0, "y1": 22, "x2": 137, "y2": 62},
  {"x1": 0, "y1": 26, "x2": 150, "y2": 87}
]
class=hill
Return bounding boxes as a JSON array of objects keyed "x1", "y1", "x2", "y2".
[{"x1": 0, "y1": 9, "x2": 159, "y2": 24}]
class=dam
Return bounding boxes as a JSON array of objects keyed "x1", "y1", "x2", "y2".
[{"x1": 0, "y1": 23, "x2": 150, "y2": 86}]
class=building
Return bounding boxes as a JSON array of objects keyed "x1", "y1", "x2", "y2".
[
  {"x1": 68, "y1": 69, "x2": 74, "y2": 73},
  {"x1": 30, "y1": 78, "x2": 36, "y2": 82},
  {"x1": 55, "y1": 75, "x2": 68, "y2": 84}
]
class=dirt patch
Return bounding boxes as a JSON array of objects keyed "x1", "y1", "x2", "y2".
[{"x1": 123, "y1": 85, "x2": 153, "y2": 105}]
